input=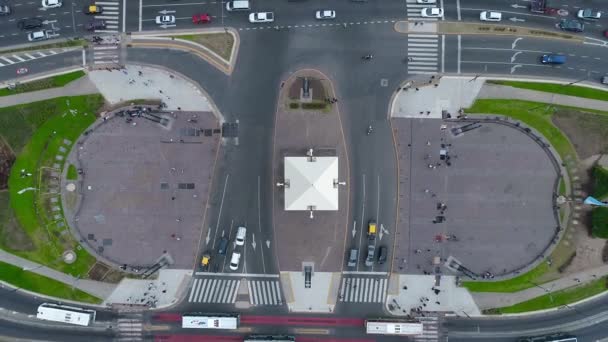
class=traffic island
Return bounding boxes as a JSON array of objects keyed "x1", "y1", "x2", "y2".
[{"x1": 272, "y1": 69, "x2": 349, "y2": 313}]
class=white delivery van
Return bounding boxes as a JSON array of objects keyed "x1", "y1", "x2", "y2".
[{"x1": 226, "y1": 0, "x2": 250, "y2": 11}]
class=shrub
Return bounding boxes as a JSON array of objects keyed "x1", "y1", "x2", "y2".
[
  {"x1": 289, "y1": 102, "x2": 299, "y2": 109},
  {"x1": 591, "y1": 207, "x2": 608, "y2": 239},
  {"x1": 301, "y1": 102, "x2": 327, "y2": 110},
  {"x1": 592, "y1": 166, "x2": 608, "y2": 199}
]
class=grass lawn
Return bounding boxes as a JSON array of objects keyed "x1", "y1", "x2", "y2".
[
  {"x1": 558, "y1": 177, "x2": 566, "y2": 197},
  {"x1": 173, "y1": 33, "x2": 234, "y2": 60},
  {"x1": 66, "y1": 164, "x2": 78, "y2": 180},
  {"x1": 465, "y1": 99, "x2": 577, "y2": 162},
  {"x1": 592, "y1": 166, "x2": 608, "y2": 199},
  {"x1": 463, "y1": 262, "x2": 550, "y2": 292},
  {"x1": 0, "y1": 70, "x2": 86, "y2": 97},
  {"x1": 0, "y1": 260, "x2": 100, "y2": 304},
  {"x1": 495, "y1": 277, "x2": 608, "y2": 313},
  {"x1": 3, "y1": 95, "x2": 103, "y2": 277},
  {"x1": 489, "y1": 80, "x2": 608, "y2": 102}
]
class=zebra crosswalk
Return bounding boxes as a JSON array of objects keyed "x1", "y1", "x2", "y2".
[
  {"x1": 116, "y1": 314, "x2": 144, "y2": 341},
  {"x1": 248, "y1": 280, "x2": 283, "y2": 306},
  {"x1": 407, "y1": 34, "x2": 440, "y2": 75},
  {"x1": 188, "y1": 277, "x2": 240, "y2": 304},
  {"x1": 406, "y1": 0, "x2": 440, "y2": 21},
  {"x1": 339, "y1": 276, "x2": 387, "y2": 303},
  {"x1": 0, "y1": 50, "x2": 64, "y2": 68},
  {"x1": 414, "y1": 315, "x2": 441, "y2": 341},
  {"x1": 94, "y1": 1, "x2": 120, "y2": 33}
]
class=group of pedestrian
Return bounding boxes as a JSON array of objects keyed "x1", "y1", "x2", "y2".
[{"x1": 325, "y1": 97, "x2": 338, "y2": 104}]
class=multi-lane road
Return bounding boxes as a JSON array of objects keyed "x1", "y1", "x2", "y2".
[{"x1": 1, "y1": 0, "x2": 608, "y2": 341}]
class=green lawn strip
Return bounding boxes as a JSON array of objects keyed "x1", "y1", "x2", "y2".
[
  {"x1": 495, "y1": 277, "x2": 608, "y2": 314},
  {"x1": 0, "y1": 70, "x2": 86, "y2": 97},
  {"x1": 66, "y1": 164, "x2": 78, "y2": 180},
  {"x1": 0, "y1": 40, "x2": 87, "y2": 55},
  {"x1": 592, "y1": 166, "x2": 608, "y2": 199},
  {"x1": 465, "y1": 99, "x2": 577, "y2": 161},
  {"x1": 463, "y1": 262, "x2": 550, "y2": 293},
  {"x1": 488, "y1": 80, "x2": 608, "y2": 102},
  {"x1": 172, "y1": 33, "x2": 234, "y2": 61},
  {"x1": 0, "y1": 260, "x2": 101, "y2": 304},
  {"x1": 558, "y1": 177, "x2": 566, "y2": 197},
  {"x1": 5, "y1": 95, "x2": 102, "y2": 277}
]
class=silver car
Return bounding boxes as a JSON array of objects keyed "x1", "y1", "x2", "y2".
[{"x1": 365, "y1": 245, "x2": 375, "y2": 267}]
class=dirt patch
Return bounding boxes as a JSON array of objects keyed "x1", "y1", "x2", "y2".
[
  {"x1": 88, "y1": 262, "x2": 110, "y2": 281},
  {"x1": 0, "y1": 191, "x2": 35, "y2": 251},
  {"x1": 0, "y1": 138, "x2": 14, "y2": 190},
  {"x1": 176, "y1": 33, "x2": 234, "y2": 61},
  {"x1": 552, "y1": 110, "x2": 608, "y2": 160},
  {"x1": 101, "y1": 268, "x2": 126, "y2": 283}
]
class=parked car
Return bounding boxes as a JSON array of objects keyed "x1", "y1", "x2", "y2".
[
  {"x1": 86, "y1": 19, "x2": 106, "y2": 30},
  {"x1": 18, "y1": 18, "x2": 44, "y2": 30},
  {"x1": 416, "y1": 0, "x2": 436, "y2": 3},
  {"x1": 42, "y1": 0, "x2": 62, "y2": 9},
  {"x1": 229, "y1": 252, "x2": 241, "y2": 271},
  {"x1": 377, "y1": 246, "x2": 387, "y2": 264},
  {"x1": 235, "y1": 226, "x2": 247, "y2": 246},
  {"x1": 577, "y1": 8, "x2": 601, "y2": 20},
  {"x1": 540, "y1": 54, "x2": 566, "y2": 65},
  {"x1": 249, "y1": 12, "x2": 274, "y2": 23},
  {"x1": 28, "y1": 30, "x2": 49, "y2": 41},
  {"x1": 558, "y1": 19, "x2": 584, "y2": 32},
  {"x1": 217, "y1": 237, "x2": 229, "y2": 255},
  {"x1": 601, "y1": 75, "x2": 608, "y2": 85},
  {"x1": 421, "y1": 7, "x2": 443, "y2": 18},
  {"x1": 480, "y1": 11, "x2": 501, "y2": 22},
  {"x1": 83, "y1": 5, "x2": 103, "y2": 15},
  {"x1": 0, "y1": 5, "x2": 11, "y2": 15},
  {"x1": 192, "y1": 13, "x2": 211, "y2": 24},
  {"x1": 365, "y1": 245, "x2": 375, "y2": 267},
  {"x1": 315, "y1": 10, "x2": 335, "y2": 20},
  {"x1": 155, "y1": 15, "x2": 175, "y2": 25},
  {"x1": 347, "y1": 248, "x2": 358, "y2": 267}
]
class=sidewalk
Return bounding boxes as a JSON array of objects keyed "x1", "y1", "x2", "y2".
[
  {"x1": 472, "y1": 264, "x2": 608, "y2": 310},
  {"x1": 478, "y1": 82, "x2": 608, "y2": 112}
]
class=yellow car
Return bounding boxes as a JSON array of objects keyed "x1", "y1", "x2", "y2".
[
  {"x1": 368, "y1": 220, "x2": 377, "y2": 236},
  {"x1": 83, "y1": 5, "x2": 103, "y2": 14},
  {"x1": 201, "y1": 253, "x2": 211, "y2": 269}
]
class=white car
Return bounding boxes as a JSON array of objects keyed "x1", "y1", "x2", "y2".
[
  {"x1": 28, "y1": 30, "x2": 49, "y2": 41},
  {"x1": 42, "y1": 0, "x2": 62, "y2": 8},
  {"x1": 416, "y1": 0, "x2": 436, "y2": 3},
  {"x1": 421, "y1": 7, "x2": 443, "y2": 18},
  {"x1": 235, "y1": 226, "x2": 247, "y2": 246},
  {"x1": 229, "y1": 252, "x2": 241, "y2": 271},
  {"x1": 480, "y1": 11, "x2": 502, "y2": 22},
  {"x1": 249, "y1": 11, "x2": 274, "y2": 23},
  {"x1": 577, "y1": 9, "x2": 601, "y2": 20},
  {"x1": 155, "y1": 15, "x2": 175, "y2": 25},
  {"x1": 315, "y1": 10, "x2": 335, "y2": 20}
]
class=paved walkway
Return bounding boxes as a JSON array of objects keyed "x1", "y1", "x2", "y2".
[
  {"x1": 472, "y1": 264, "x2": 608, "y2": 311},
  {"x1": 478, "y1": 83, "x2": 608, "y2": 111}
]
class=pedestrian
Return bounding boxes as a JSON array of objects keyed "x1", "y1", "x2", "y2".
[
  {"x1": 415, "y1": 88, "x2": 419, "y2": 91},
  {"x1": 435, "y1": 301, "x2": 440, "y2": 304}
]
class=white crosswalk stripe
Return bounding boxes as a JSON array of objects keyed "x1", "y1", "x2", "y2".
[
  {"x1": 407, "y1": 34, "x2": 440, "y2": 74},
  {"x1": 95, "y1": 1, "x2": 120, "y2": 32},
  {"x1": 116, "y1": 315, "x2": 144, "y2": 341},
  {"x1": 91, "y1": 42, "x2": 121, "y2": 65},
  {"x1": 0, "y1": 49, "x2": 73, "y2": 68},
  {"x1": 414, "y1": 316, "x2": 441, "y2": 341},
  {"x1": 248, "y1": 280, "x2": 282, "y2": 306},
  {"x1": 188, "y1": 278, "x2": 240, "y2": 303},
  {"x1": 339, "y1": 276, "x2": 387, "y2": 303}
]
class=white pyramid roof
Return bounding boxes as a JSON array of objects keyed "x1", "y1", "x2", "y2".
[{"x1": 284, "y1": 156, "x2": 339, "y2": 211}]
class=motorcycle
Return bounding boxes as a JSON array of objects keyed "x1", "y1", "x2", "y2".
[{"x1": 366, "y1": 125, "x2": 373, "y2": 135}]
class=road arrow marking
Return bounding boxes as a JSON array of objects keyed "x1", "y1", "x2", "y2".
[
  {"x1": 251, "y1": 233, "x2": 257, "y2": 250},
  {"x1": 159, "y1": 9, "x2": 176, "y2": 14},
  {"x1": 379, "y1": 224, "x2": 390, "y2": 240},
  {"x1": 266, "y1": 240, "x2": 271, "y2": 249},
  {"x1": 512, "y1": 37, "x2": 523, "y2": 49},
  {"x1": 352, "y1": 221, "x2": 357, "y2": 238},
  {"x1": 511, "y1": 4, "x2": 526, "y2": 9},
  {"x1": 42, "y1": 20, "x2": 57, "y2": 25},
  {"x1": 160, "y1": 24, "x2": 176, "y2": 29},
  {"x1": 509, "y1": 17, "x2": 525, "y2": 22},
  {"x1": 205, "y1": 228, "x2": 211, "y2": 245},
  {"x1": 511, "y1": 51, "x2": 522, "y2": 63},
  {"x1": 511, "y1": 64, "x2": 522, "y2": 74}
]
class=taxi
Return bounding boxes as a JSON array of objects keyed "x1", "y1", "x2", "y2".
[
  {"x1": 368, "y1": 220, "x2": 377, "y2": 236},
  {"x1": 83, "y1": 5, "x2": 103, "y2": 15},
  {"x1": 201, "y1": 253, "x2": 211, "y2": 270}
]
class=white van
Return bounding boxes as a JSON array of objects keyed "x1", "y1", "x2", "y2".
[
  {"x1": 226, "y1": 0, "x2": 250, "y2": 11},
  {"x1": 235, "y1": 226, "x2": 247, "y2": 246}
]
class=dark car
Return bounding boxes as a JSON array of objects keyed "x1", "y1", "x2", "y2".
[
  {"x1": 18, "y1": 18, "x2": 43, "y2": 30},
  {"x1": 558, "y1": 19, "x2": 584, "y2": 32},
  {"x1": 86, "y1": 19, "x2": 106, "y2": 31},
  {"x1": 217, "y1": 237, "x2": 229, "y2": 255},
  {"x1": 377, "y1": 246, "x2": 387, "y2": 264}
]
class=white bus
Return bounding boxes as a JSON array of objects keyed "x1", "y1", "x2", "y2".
[
  {"x1": 36, "y1": 303, "x2": 96, "y2": 326},
  {"x1": 181, "y1": 313, "x2": 239, "y2": 329},
  {"x1": 365, "y1": 319, "x2": 424, "y2": 336}
]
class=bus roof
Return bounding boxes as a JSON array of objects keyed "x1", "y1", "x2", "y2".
[
  {"x1": 366, "y1": 321, "x2": 424, "y2": 335},
  {"x1": 36, "y1": 305, "x2": 93, "y2": 326},
  {"x1": 182, "y1": 315, "x2": 238, "y2": 329}
]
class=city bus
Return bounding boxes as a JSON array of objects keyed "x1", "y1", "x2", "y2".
[
  {"x1": 36, "y1": 303, "x2": 96, "y2": 326},
  {"x1": 181, "y1": 313, "x2": 239, "y2": 329},
  {"x1": 518, "y1": 334, "x2": 577, "y2": 342},
  {"x1": 244, "y1": 335, "x2": 296, "y2": 342},
  {"x1": 365, "y1": 318, "x2": 424, "y2": 336}
]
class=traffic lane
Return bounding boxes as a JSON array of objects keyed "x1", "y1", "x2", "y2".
[
  {"x1": 0, "y1": 319, "x2": 113, "y2": 342},
  {"x1": 458, "y1": 7, "x2": 558, "y2": 29},
  {"x1": 0, "y1": 49, "x2": 82, "y2": 82}
]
